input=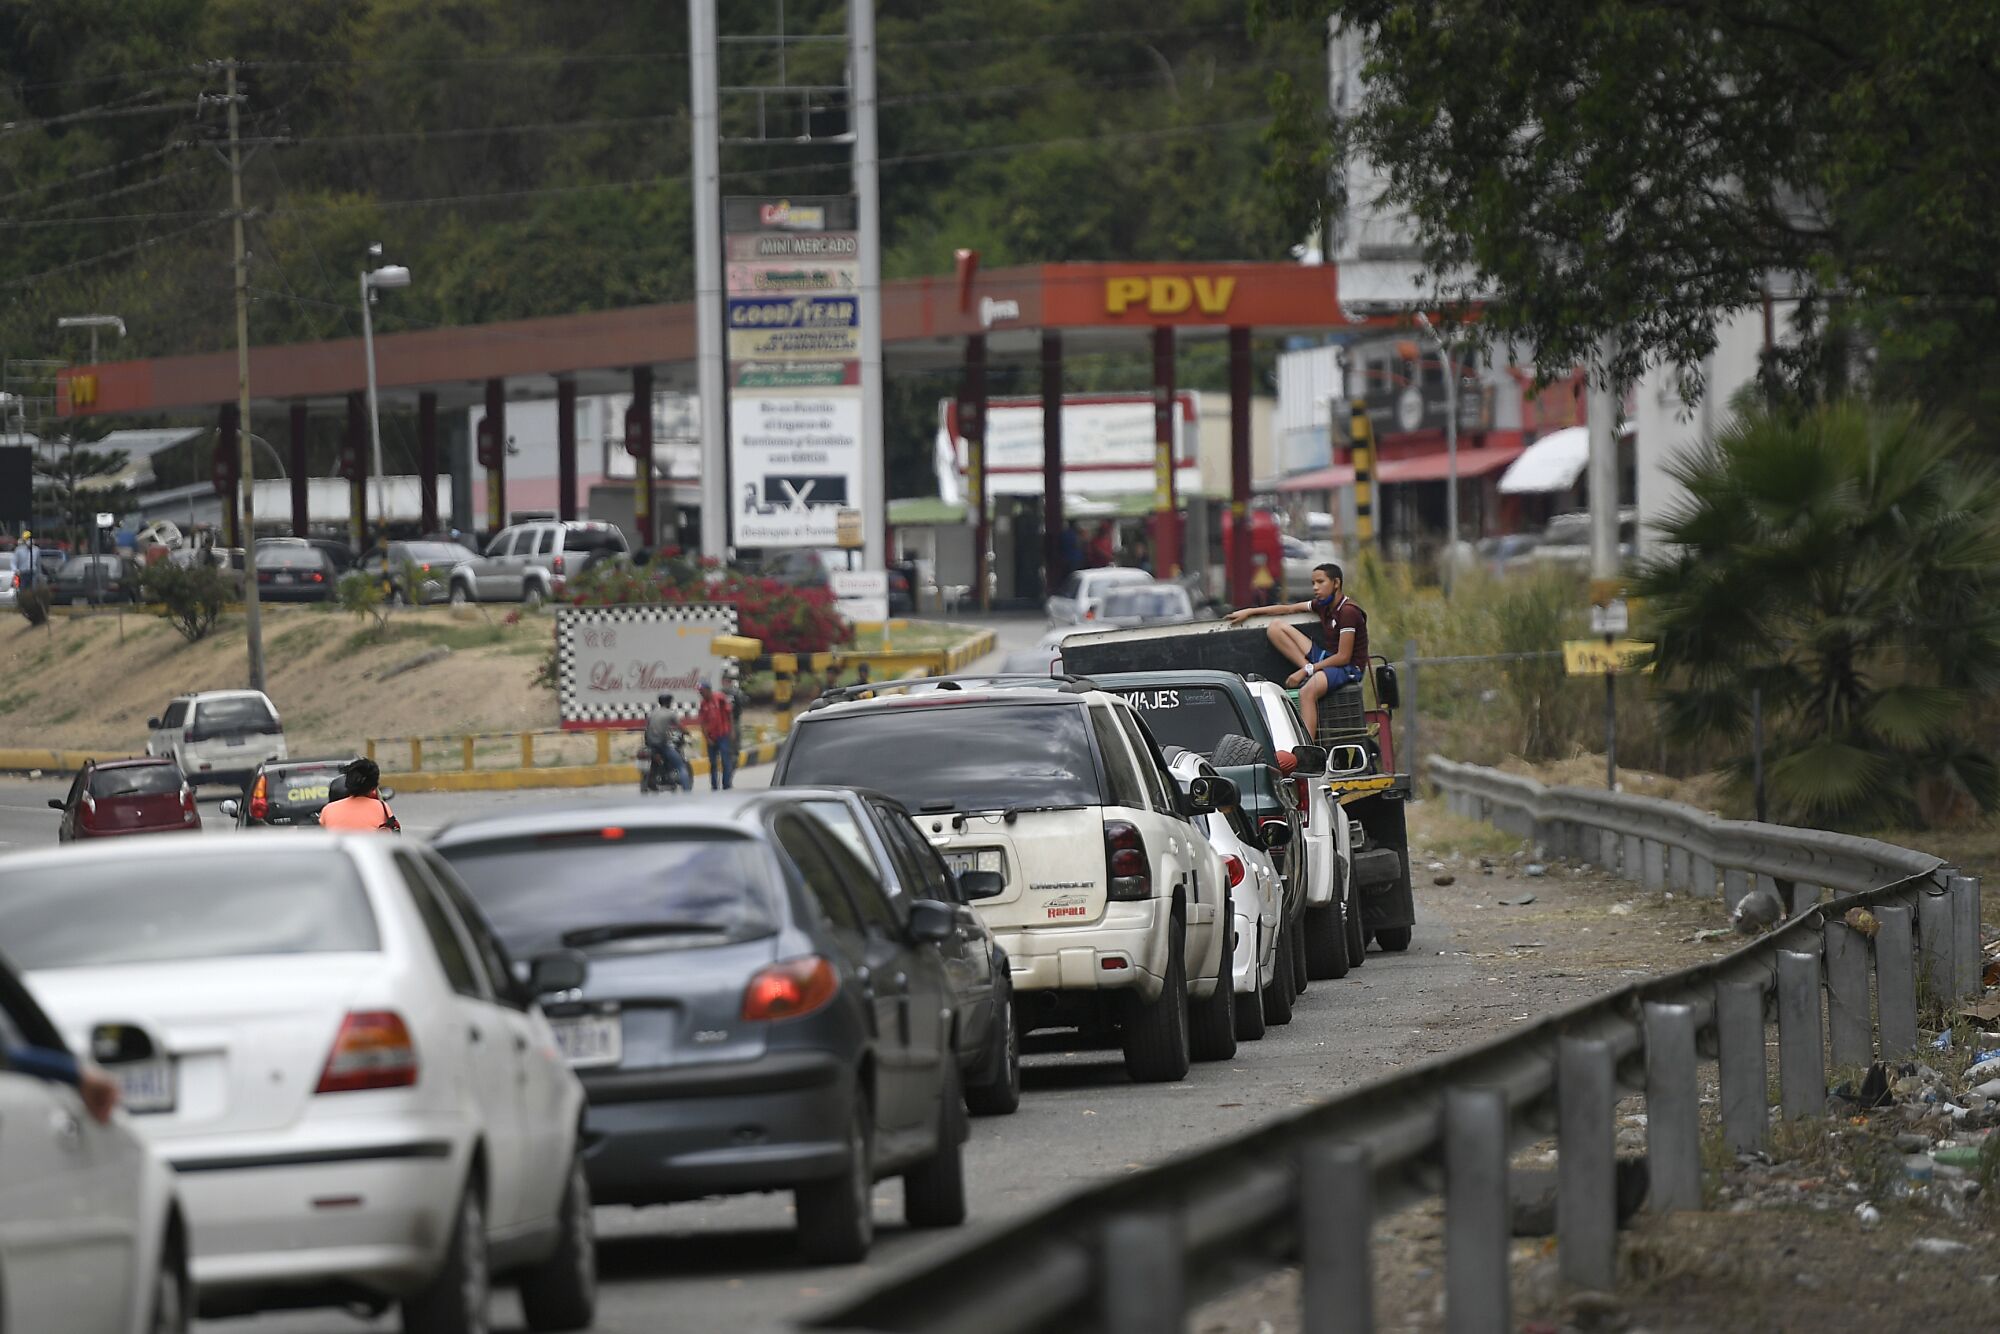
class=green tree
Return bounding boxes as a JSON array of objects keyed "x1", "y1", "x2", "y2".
[
  {"x1": 1261, "y1": 1, "x2": 2000, "y2": 414},
  {"x1": 33, "y1": 436, "x2": 132, "y2": 548},
  {"x1": 1638, "y1": 403, "x2": 2000, "y2": 826}
]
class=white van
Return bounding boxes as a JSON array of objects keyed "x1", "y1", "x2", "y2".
[{"x1": 145, "y1": 691, "x2": 288, "y2": 789}]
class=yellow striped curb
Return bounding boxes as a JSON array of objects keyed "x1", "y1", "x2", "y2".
[
  {"x1": 380, "y1": 738, "x2": 784, "y2": 795},
  {"x1": 0, "y1": 747, "x2": 137, "y2": 774}
]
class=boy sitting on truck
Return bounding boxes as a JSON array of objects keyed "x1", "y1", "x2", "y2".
[{"x1": 1224, "y1": 563, "x2": 1368, "y2": 737}]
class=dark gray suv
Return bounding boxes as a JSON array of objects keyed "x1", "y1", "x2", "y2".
[{"x1": 432, "y1": 792, "x2": 969, "y2": 1263}]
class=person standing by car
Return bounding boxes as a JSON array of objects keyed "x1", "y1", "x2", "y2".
[
  {"x1": 317, "y1": 757, "x2": 400, "y2": 833},
  {"x1": 1225, "y1": 562, "x2": 1369, "y2": 737},
  {"x1": 644, "y1": 691, "x2": 693, "y2": 791},
  {"x1": 698, "y1": 679, "x2": 736, "y2": 789},
  {"x1": 12, "y1": 530, "x2": 36, "y2": 589}
]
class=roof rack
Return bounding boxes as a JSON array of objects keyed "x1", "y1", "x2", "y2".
[{"x1": 807, "y1": 672, "x2": 1100, "y2": 711}]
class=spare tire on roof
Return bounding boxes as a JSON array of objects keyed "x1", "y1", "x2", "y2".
[{"x1": 1212, "y1": 733, "x2": 1265, "y2": 768}]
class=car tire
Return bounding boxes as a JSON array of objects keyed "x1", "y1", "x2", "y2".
[
  {"x1": 796, "y1": 1088, "x2": 874, "y2": 1263},
  {"x1": 401, "y1": 1180, "x2": 489, "y2": 1334},
  {"x1": 904, "y1": 1063, "x2": 968, "y2": 1229},
  {"x1": 1289, "y1": 909, "x2": 1310, "y2": 993},
  {"x1": 149, "y1": 1226, "x2": 190, "y2": 1334},
  {"x1": 1189, "y1": 897, "x2": 1237, "y2": 1062},
  {"x1": 1212, "y1": 733, "x2": 1264, "y2": 768},
  {"x1": 1234, "y1": 940, "x2": 1268, "y2": 1043},
  {"x1": 965, "y1": 987, "x2": 1021, "y2": 1117},
  {"x1": 1122, "y1": 919, "x2": 1191, "y2": 1082},
  {"x1": 1304, "y1": 902, "x2": 1350, "y2": 981},
  {"x1": 449, "y1": 583, "x2": 471, "y2": 607},
  {"x1": 517, "y1": 1150, "x2": 596, "y2": 1332},
  {"x1": 1374, "y1": 925, "x2": 1413, "y2": 953},
  {"x1": 1344, "y1": 886, "x2": 1368, "y2": 966},
  {"x1": 523, "y1": 585, "x2": 546, "y2": 612},
  {"x1": 1262, "y1": 920, "x2": 1296, "y2": 1026}
]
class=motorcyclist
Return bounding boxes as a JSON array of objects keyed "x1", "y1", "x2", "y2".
[
  {"x1": 643, "y1": 691, "x2": 693, "y2": 791},
  {"x1": 319, "y1": 757, "x2": 401, "y2": 833}
]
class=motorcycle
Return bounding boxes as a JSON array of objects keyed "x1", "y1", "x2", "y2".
[{"x1": 638, "y1": 731, "x2": 690, "y2": 795}]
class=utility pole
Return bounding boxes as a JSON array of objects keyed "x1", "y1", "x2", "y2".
[
  {"x1": 1415, "y1": 312, "x2": 1460, "y2": 597},
  {"x1": 851, "y1": 0, "x2": 885, "y2": 571},
  {"x1": 225, "y1": 60, "x2": 266, "y2": 691},
  {"x1": 1588, "y1": 333, "x2": 1621, "y2": 790},
  {"x1": 689, "y1": 0, "x2": 727, "y2": 562}
]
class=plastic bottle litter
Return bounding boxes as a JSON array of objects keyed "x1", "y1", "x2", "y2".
[
  {"x1": 1934, "y1": 1145, "x2": 1985, "y2": 1169},
  {"x1": 1963, "y1": 1056, "x2": 2000, "y2": 1082},
  {"x1": 1912, "y1": 1237, "x2": 1971, "y2": 1256},
  {"x1": 1905, "y1": 1154, "x2": 1936, "y2": 1182},
  {"x1": 1855, "y1": 1202, "x2": 1882, "y2": 1230}
]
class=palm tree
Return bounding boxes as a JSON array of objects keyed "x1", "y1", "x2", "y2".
[{"x1": 1639, "y1": 402, "x2": 2000, "y2": 826}]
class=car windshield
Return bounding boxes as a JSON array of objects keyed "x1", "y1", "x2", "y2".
[
  {"x1": 784, "y1": 702, "x2": 1104, "y2": 811},
  {"x1": 1100, "y1": 587, "x2": 1191, "y2": 619},
  {"x1": 89, "y1": 765, "x2": 182, "y2": 798},
  {"x1": 438, "y1": 830, "x2": 778, "y2": 957},
  {"x1": 1112, "y1": 685, "x2": 1258, "y2": 758},
  {"x1": 265, "y1": 763, "x2": 345, "y2": 810},
  {"x1": 0, "y1": 851, "x2": 378, "y2": 969}
]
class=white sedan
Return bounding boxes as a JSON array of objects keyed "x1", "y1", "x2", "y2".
[
  {"x1": 0, "y1": 833, "x2": 596, "y2": 1334},
  {"x1": 1169, "y1": 750, "x2": 1284, "y2": 1042},
  {"x1": 1, "y1": 956, "x2": 188, "y2": 1334}
]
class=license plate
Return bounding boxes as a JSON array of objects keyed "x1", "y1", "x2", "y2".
[
  {"x1": 943, "y1": 848, "x2": 1007, "y2": 880},
  {"x1": 113, "y1": 1059, "x2": 175, "y2": 1114},
  {"x1": 273, "y1": 573, "x2": 294, "y2": 584},
  {"x1": 548, "y1": 1012, "x2": 622, "y2": 1069}
]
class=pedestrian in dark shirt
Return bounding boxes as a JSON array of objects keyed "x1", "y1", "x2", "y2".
[{"x1": 1225, "y1": 562, "x2": 1369, "y2": 737}]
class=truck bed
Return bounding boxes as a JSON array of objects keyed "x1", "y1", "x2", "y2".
[{"x1": 1059, "y1": 616, "x2": 1319, "y2": 681}]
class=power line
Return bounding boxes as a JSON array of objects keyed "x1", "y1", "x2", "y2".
[
  {"x1": 0, "y1": 143, "x2": 186, "y2": 206},
  {"x1": 0, "y1": 217, "x2": 224, "y2": 290}
]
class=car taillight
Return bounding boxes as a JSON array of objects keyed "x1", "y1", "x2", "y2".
[
  {"x1": 1292, "y1": 775, "x2": 1311, "y2": 829},
  {"x1": 78, "y1": 794, "x2": 96, "y2": 827},
  {"x1": 181, "y1": 785, "x2": 196, "y2": 815},
  {"x1": 741, "y1": 957, "x2": 839, "y2": 1022},
  {"x1": 1105, "y1": 820, "x2": 1151, "y2": 900},
  {"x1": 310, "y1": 571, "x2": 324, "y2": 582},
  {"x1": 552, "y1": 555, "x2": 565, "y2": 575},
  {"x1": 316, "y1": 1011, "x2": 419, "y2": 1094},
  {"x1": 419, "y1": 563, "x2": 432, "y2": 573},
  {"x1": 182, "y1": 729, "x2": 194, "y2": 744},
  {"x1": 248, "y1": 773, "x2": 268, "y2": 821},
  {"x1": 1222, "y1": 854, "x2": 1245, "y2": 888}
]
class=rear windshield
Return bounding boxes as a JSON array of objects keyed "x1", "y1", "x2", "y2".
[
  {"x1": 265, "y1": 765, "x2": 344, "y2": 809},
  {"x1": 0, "y1": 851, "x2": 378, "y2": 969},
  {"x1": 1112, "y1": 685, "x2": 1259, "y2": 759},
  {"x1": 398, "y1": 543, "x2": 475, "y2": 565},
  {"x1": 438, "y1": 831, "x2": 778, "y2": 957},
  {"x1": 193, "y1": 696, "x2": 279, "y2": 738},
  {"x1": 1101, "y1": 587, "x2": 1190, "y2": 619},
  {"x1": 89, "y1": 765, "x2": 182, "y2": 798},
  {"x1": 256, "y1": 546, "x2": 326, "y2": 570},
  {"x1": 784, "y1": 702, "x2": 1104, "y2": 812},
  {"x1": 562, "y1": 528, "x2": 627, "y2": 555}
]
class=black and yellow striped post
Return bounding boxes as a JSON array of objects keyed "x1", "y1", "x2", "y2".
[{"x1": 1348, "y1": 397, "x2": 1377, "y2": 548}]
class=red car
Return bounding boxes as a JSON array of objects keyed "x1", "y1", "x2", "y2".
[{"x1": 49, "y1": 757, "x2": 203, "y2": 842}]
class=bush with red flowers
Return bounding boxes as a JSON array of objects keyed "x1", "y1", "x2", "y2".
[{"x1": 562, "y1": 557, "x2": 851, "y2": 655}]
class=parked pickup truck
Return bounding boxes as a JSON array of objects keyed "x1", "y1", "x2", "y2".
[{"x1": 1061, "y1": 618, "x2": 1416, "y2": 956}]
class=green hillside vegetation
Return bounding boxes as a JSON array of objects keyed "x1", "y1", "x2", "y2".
[{"x1": 2, "y1": 0, "x2": 1317, "y2": 488}]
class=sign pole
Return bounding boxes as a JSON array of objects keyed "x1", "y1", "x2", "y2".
[{"x1": 1604, "y1": 635, "x2": 1616, "y2": 791}]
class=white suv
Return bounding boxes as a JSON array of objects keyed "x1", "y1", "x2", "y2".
[
  {"x1": 147, "y1": 690, "x2": 288, "y2": 790},
  {"x1": 450, "y1": 520, "x2": 628, "y2": 608},
  {"x1": 773, "y1": 682, "x2": 1235, "y2": 1082},
  {"x1": 1245, "y1": 677, "x2": 1363, "y2": 977}
]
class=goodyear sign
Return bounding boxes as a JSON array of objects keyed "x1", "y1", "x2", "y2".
[{"x1": 1563, "y1": 640, "x2": 1654, "y2": 676}]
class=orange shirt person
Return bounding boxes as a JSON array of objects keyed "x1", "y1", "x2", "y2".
[{"x1": 318, "y1": 757, "x2": 401, "y2": 833}]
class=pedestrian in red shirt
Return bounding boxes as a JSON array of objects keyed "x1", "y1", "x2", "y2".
[
  {"x1": 1225, "y1": 563, "x2": 1369, "y2": 738},
  {"x1": 697, "y1": 680, "x2": 736, "y2": 789}
]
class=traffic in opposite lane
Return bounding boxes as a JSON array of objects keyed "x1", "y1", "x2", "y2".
[{"x1": 0, "y1": 613, "x2": 1416, "y2": 1334}]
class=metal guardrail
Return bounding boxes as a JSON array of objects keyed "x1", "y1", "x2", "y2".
[{"x1": 804, "y1": 759, "x2": 1981, "y2": 1334}]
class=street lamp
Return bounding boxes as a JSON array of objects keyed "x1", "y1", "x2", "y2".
[
  {"x1": 360, "y1": 247, "x2": 410, "y2": 546},
  {"x1": 1413, "y1": 310, "x2": 1461, "y2": 598}
]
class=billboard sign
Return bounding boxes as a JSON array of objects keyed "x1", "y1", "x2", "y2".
[{"x1": 556, "y1": 603, "x2": 739, "y2": 730}]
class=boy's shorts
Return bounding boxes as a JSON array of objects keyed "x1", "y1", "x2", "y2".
[{"x1": 1305, "y1": 647, "x2": 1364, "y2": 688}]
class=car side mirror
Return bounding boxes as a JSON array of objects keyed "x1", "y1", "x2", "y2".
[
  {"x1": 1259, "y1": 819, "x2": 1294, "y2": 852},
  {"x1": 1288, "y1": 744, "x2": 1327, "y2": 776},
  {"x1": 1327, "y1": 743, "x2": 1370, "y2": 776},
  {"x1": 907, "y1": 898, "x2": 957, "y2": 944},
  {"x1": 47, "y1": 798, "x2": 64, "y2": 810},
  {"x1": 219, "y1": 799, "x2": 239, "y2": 819},
  {"x1": 379, "y1": 786, "x2": 396, "y2": 801},
  {"x1": 146, "y1": 718, "x2": 161, "y2": 730},
  {"x1": 89, "y1": 1022, "x2": 159, "y2": 1065},
  {"x1": 526, "y1": 949, "x2": 588, "y2": 998},
  {"x1": 957, "y1": 869, "x2": 1005, "y2": 901},
  {"x1": 1181, "y1": 773, "x2": 1239, "y2": 816}
]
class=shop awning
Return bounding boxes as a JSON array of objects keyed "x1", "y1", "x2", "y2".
[
  {"x1": 1277, "y1": 444, "x2": 1526, "y2": 492},
  {"x1": 1497, "y1": 426, "x2": 1589, "y2": 495}
]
